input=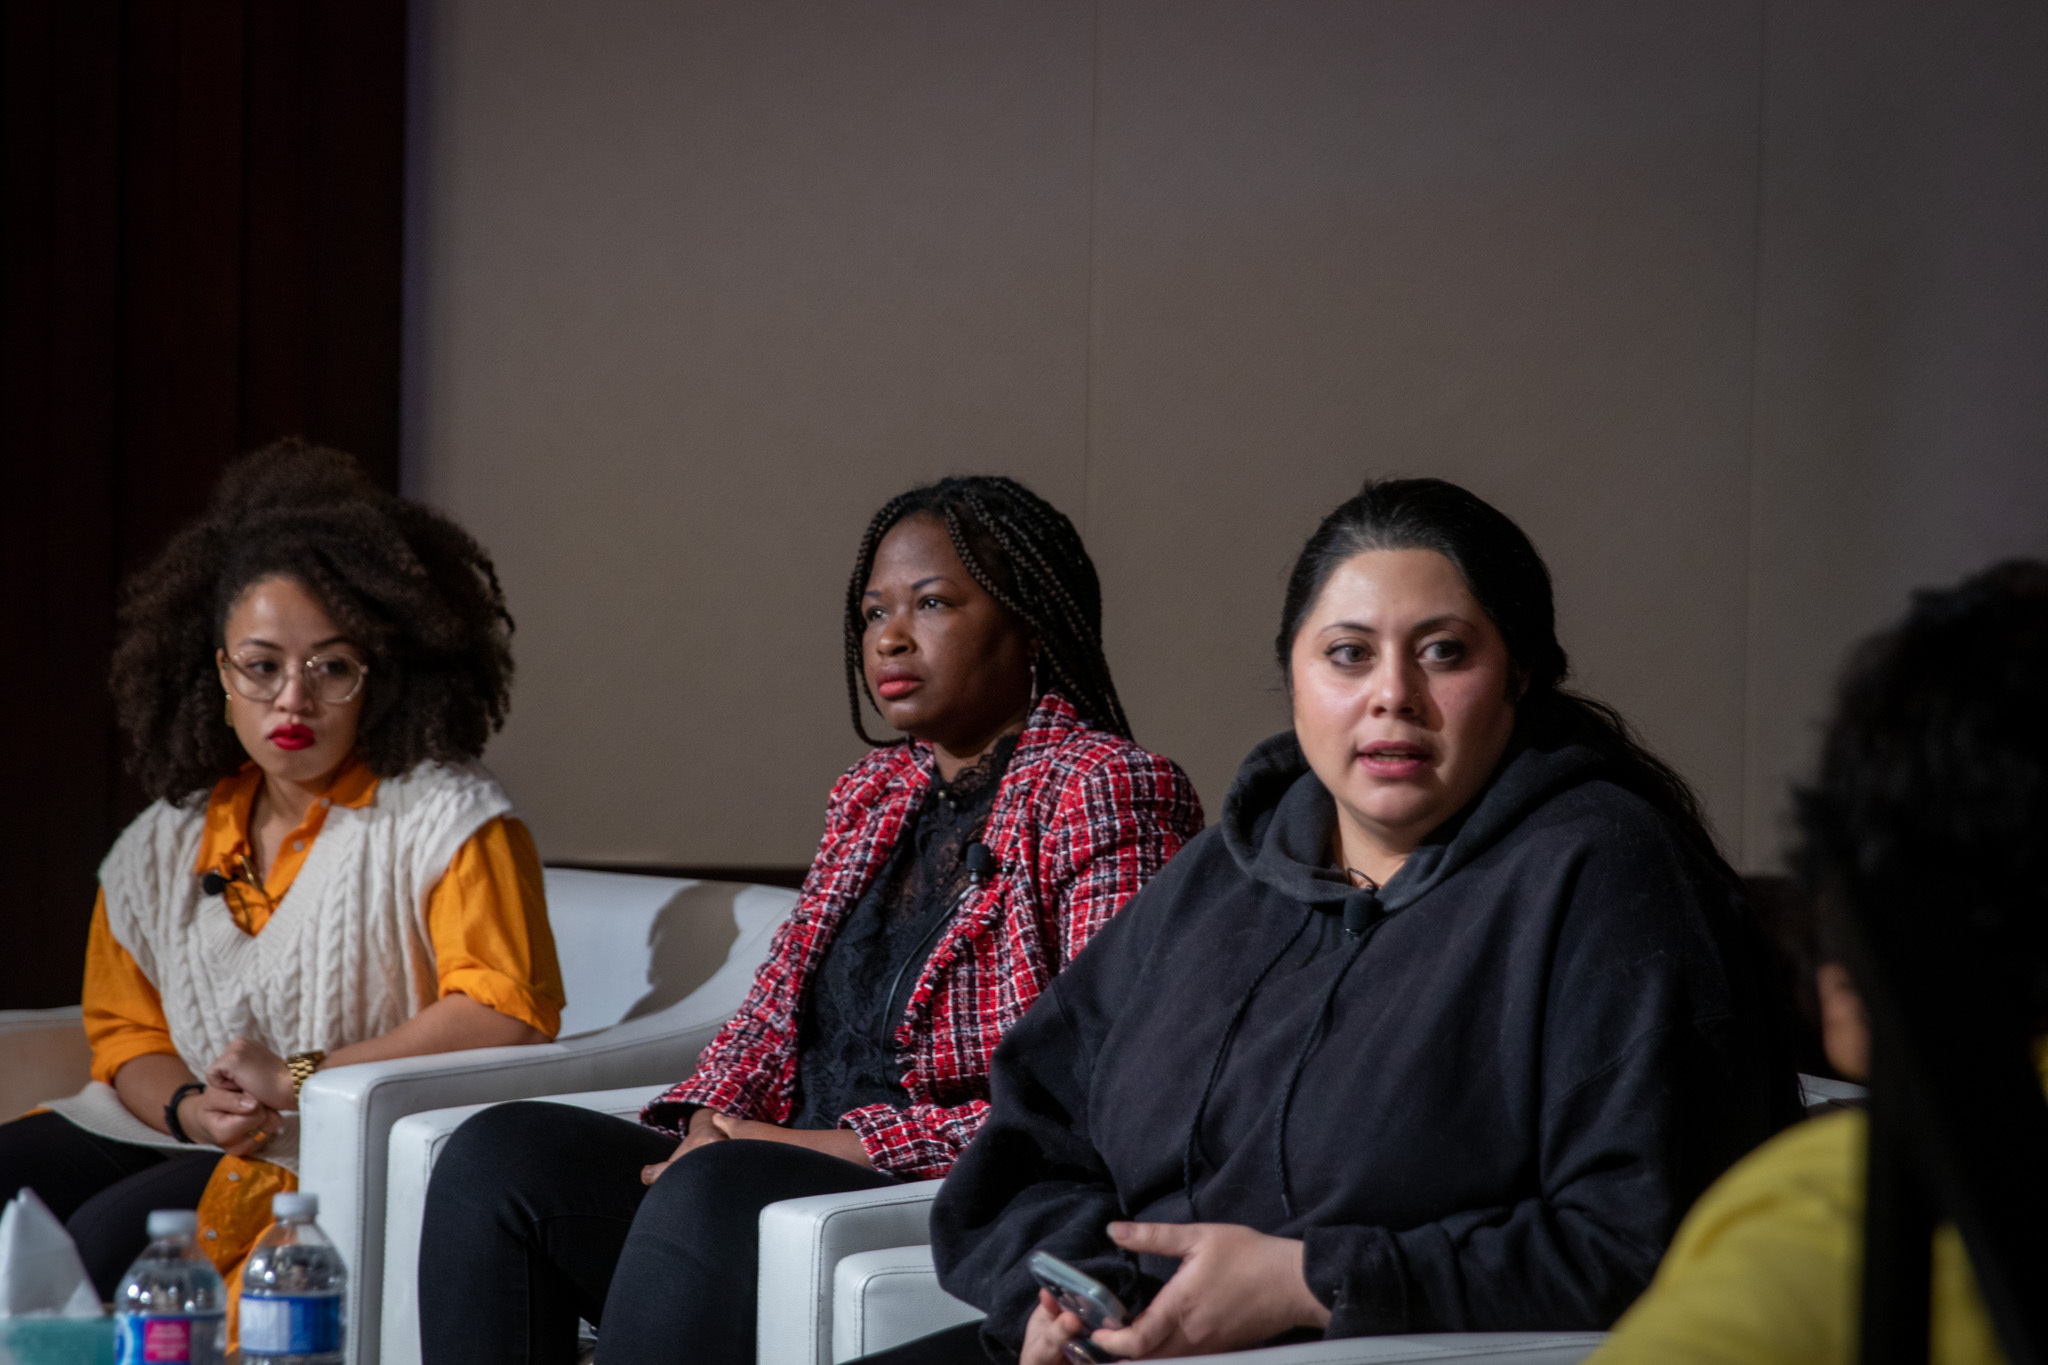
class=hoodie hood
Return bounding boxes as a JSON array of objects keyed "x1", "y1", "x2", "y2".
[{"x1": 1222, "y1": 711, "x2": 1609, "y2": 915}]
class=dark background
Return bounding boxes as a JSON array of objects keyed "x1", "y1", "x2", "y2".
[{"x1": 1, "y1": 0, "x2": 406, "y2": 1007}]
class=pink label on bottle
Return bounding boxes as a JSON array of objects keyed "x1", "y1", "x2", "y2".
[{"x1": 143, "y1": 1319, "x2": 191, "y2": 1362}]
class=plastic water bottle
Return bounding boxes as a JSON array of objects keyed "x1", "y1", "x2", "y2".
[
  {"x1": 239, "y1": 1192, "x2": 345, "y2": 1364},
  {"x1": 114, "y1": 1209, "x2": 227, "y2": 1365}
]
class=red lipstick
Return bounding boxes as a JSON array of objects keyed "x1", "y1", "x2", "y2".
[{"x1": 269, "y1": 724, "x2": 316, "y2": 751}]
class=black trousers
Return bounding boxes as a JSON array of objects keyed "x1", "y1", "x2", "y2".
[
  {"x1": 0, "y1": 1110, "x2": 221, "y2": 1300},
  {"x1": 418, "y1": 1101, "x2": 904, "y2": 1365}
]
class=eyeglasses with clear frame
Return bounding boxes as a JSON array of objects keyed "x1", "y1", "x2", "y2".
[{"x1": 220, "y1": 649, "x2": 369, "y2": 705}]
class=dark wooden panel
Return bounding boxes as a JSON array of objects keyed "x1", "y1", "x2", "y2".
[
  {"x1": 0, "y1": 0, "x2": 123, "y2": 1012},
  {"x1": 0, "y1": 0, "x2": 406, "y2": 1007}
]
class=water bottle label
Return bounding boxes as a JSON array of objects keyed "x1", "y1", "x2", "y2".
[
  {"x1": 115, "y1": 1312, "x2": 226, "y2": 1364},
  {"x1": 239, "y1": 1295, "x2": 343, "y2": 1356}
]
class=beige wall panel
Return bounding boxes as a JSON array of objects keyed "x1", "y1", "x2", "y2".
[
  {"x1": 1085, "y1": 1, "x2": 1766, "y2": 845},
  {"x1": 405, "y1": 0, "x2": 2046, "y2": 875},
  {"x1": 403, "y1": 0, "x2": 1097, "y2": 862},
  {"x1": 1744, "y1": 0, "x2": 2048, "y2": 867}
]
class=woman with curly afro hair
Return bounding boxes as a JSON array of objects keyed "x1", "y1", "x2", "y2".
[{"x1": 0, "y1": 440, "x2": 564, "y2": 1328}]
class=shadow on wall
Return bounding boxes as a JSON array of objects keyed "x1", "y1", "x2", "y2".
[{"x1": 620, "y1": 881, "x2": 742, "y2": 1021}]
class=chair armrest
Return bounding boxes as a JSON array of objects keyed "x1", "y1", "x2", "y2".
[
  {"x1": 0, "y1": 1007, "x2": 92, "y2": 1122},
  {"x1": 301, "y1": 1001, "x2": 735, "y2": 1365},
  {"x1": 757, "y1": 1179, "x2": 948, "y2": 1365},
  {"x1": 813, "y1": 1243, "x2": 1601, "y2": 1365},
  {"x1": 376, "y1": 1085, "x2": 667, "y2": 1365},
  {"x1": 1146, "y1": 1336, "x2": 1604, "y2": 1365},
  {"x1": 832, "y1": 1245, "x2": 983, "y2": 1362}
]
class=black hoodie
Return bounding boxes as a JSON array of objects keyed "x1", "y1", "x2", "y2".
[{"x1": 931, "y1": 716, "x2": 1799, "y2": 1351}]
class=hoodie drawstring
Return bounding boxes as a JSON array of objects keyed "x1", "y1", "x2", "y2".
[
  {"x1": 1181, "y1": 904, "x2": 1315, "y2": 1220},
  {"x1": 1274, "y1": 888, "x2": 1385, "y2": 1218},
  {"x1": 1182, "y1": 886, "x2": 1390, "y2": 1221}
]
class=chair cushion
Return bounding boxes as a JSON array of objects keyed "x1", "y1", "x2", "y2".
[{"x1": 831, "y1": 1245, "x2": 983, "y2": 1362}]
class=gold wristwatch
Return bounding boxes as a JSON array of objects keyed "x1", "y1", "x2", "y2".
[{"x1": 286, "y1": 1050, "x2": 328, "y2": 1100}]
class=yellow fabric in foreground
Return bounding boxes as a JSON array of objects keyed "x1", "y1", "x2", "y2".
[
  {"x1": 198, "y1": 1159, "x2": 296, "y2": 1346},
  {"x1": 1591, "y1": 1108, "x2": 2004, "y2": 1365}
]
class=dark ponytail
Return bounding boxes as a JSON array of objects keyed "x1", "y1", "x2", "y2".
[{"x1": 1277, "y1": 477, "x2": 1723, "y2": 863}]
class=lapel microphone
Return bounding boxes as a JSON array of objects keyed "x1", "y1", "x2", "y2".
[
  {"x1": 964, "y1": 842, "x2": 994, "y2": 884},
  {"x1": 1341, "y1": 888, "x2": 1383, "y2": 938}
]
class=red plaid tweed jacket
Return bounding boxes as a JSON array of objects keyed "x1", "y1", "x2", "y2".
[{"x1": 640, "y1": 693, "x2": 1203, "y2": 1178}]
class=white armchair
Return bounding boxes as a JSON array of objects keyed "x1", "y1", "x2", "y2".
[
  {"x1": 376, "y1": 1082, "x2": 668, "y2": 1365},
  {"x1": 300, "y1": 869, "x2": 798, "y2": 1365},
  {"x1": 753, "y1": 1181, "x2": 1604, "y2": 1365},
  {"x1": 0, "y1": 1007, "x2": 93, "y2": 1124},
  {"x1": 4, "y1": 869, "x2": 794, "y2": 1365},
  {"x1": 757, "y1": 1179, "x2": 979, "y2": 1365}
]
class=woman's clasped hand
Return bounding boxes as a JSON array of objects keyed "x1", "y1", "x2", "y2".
[
  {"x1": 203, "y1": 1035, "x2": 300, "y2": 1113},
  {"x1": 638, "y1": 1108, "x2": 873, "y2": 1185},
  {"x1": 160, "y1": 1053, "x2": 282, "y2": 1157},
  {"x1": 1022, "y1": 1223, "x2": 1330, "y2": 1365}
]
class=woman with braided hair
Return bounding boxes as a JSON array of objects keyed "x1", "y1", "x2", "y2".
[
  {"x1": 420, "y1": 475, "x2": 1203, "y2": 1365},
  {"x1": 0, "y1": 441, "x2": 562, "y2": 1334}
]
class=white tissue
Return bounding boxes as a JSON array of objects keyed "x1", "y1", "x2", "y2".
[{"x1": 0, "y1": 1191, "x2": 102, "y2": 1318}]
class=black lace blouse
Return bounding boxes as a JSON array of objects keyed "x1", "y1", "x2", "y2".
[{"x1": 789, "y1": 733, "x2": 1019, "y2": 1131}]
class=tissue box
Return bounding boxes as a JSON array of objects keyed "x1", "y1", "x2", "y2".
[{"x1": 0, "y1": 1318, "x2": 114, "y2": 1365}]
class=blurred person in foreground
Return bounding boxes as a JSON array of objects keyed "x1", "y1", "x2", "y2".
[
  {"x1": 1592, "y1": 559, "x2": 2048, "y2": 1364},
  {"x1": 0, "y1": 442, "x2": 561, "y2": 1322}
]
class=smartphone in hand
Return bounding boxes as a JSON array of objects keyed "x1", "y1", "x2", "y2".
[{"x1": 1028, "y1": 1250, "x2": 1128, "y2": 1364}]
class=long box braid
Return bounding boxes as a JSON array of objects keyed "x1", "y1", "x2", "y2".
[{"x1": 843, "y1": 475, "x2": 1133, "y2": 745}]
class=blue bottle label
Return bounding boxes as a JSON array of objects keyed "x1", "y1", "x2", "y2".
[
  {"x1": 114, "y1": 1312, "x2": 226, "y2": 1365},
  {"x1": 238, "y1": 1294, "x2": 343, "y2": 1356}
]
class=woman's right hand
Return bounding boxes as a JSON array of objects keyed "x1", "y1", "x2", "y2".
[
  {"x1": 640, "y1": 1106, "x2": 729, "y2": 1185},
  {"x1": 182, "y1": 1085, "x2": 282, "y2": 1158},
  {"x1": 1022, "y1": 1289, "x2": 1088, "y2": 1365}
]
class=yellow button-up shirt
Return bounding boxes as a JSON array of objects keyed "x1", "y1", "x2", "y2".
[{"x1": 76, "y1": 756, "x2": 563, "y2": 1334}]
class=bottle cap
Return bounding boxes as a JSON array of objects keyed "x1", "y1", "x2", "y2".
[
  {"x1": 272, "y1": 1192, "x2": 319, "y2": 1218},
  {"x1": 147, "y1": 1210, "x2": 199, "y2": 1237}
]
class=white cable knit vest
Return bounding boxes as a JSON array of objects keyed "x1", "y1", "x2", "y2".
[{"x1": 45, "y1": 761, "x2": 513, "y2": 1170}]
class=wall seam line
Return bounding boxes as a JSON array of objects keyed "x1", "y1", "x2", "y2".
[
  {"x1": 1081, "y1": 0, "x2": 1103, "y2": 535},
  {"x1": 1739, "y1": 0, "x2": 1772, "y2": 872}
]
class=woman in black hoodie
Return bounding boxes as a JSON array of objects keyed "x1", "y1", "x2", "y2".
[{"x1": 891, "y1": 478, "x2": 1798, "y2": 1362}]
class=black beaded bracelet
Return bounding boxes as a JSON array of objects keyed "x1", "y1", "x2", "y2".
[{"x1": 164, "y1": 1081, "x2": 207, "y2": 1144}]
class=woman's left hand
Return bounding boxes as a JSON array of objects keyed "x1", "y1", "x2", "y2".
[
  {"x1": 1089, "y1": 1221, "x2": 1330, "y2": 1359},
  {"x1": 707, "y1": 1114, "x2": 874, "y2": 1167},
  {"x1": 204, "y1": 1036, "x2": 296, "y2": 1112}
]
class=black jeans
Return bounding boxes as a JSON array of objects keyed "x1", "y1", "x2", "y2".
[
  {"x1": 418, "y1": 1101, "x2": 899, "y2": 1365},
  {"x1": 0, "y1": 1110, "x2": 221, "y2": 1300}
]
